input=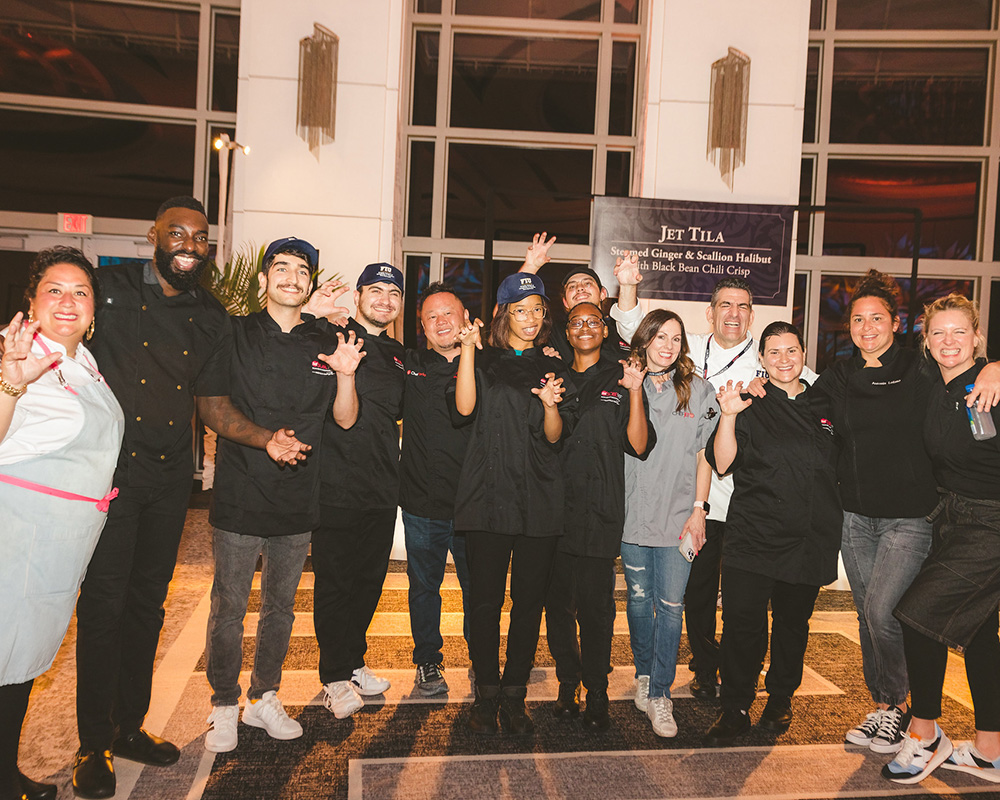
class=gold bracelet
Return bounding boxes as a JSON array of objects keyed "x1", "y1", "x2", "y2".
[{"x1": 0, "y1": 372, "x2": 26, "y2": 398}]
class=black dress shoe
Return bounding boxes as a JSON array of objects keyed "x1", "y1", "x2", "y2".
[
  {"x1": 468, "y1": 687, "x2": 499, "y2": 734},
  {"x1": 19, "y1": 771, "x2": 57, "y2": 800},
  {"x1": 758, "y1": 695, "x2": 793, "y2": 732},
  {"x1": 72, "y1": 750, "x2": 115, "y2": 799},
  {"x1": 582, "y1": 690, "x2": 610, "y2": 731},
  {"x1": 704, "y1": 708, "x2": 751, "y2": 746},
  {"x1": 112, "y1": 729, "x2": 180, "y2": 766},
  {"x1": 690, "y1": 673, "x2": 719, "y2": 699},
  {"x1": 552, "y1": 682, "x2": 581, "y2": 719},
  {"x1": 499, "y1": 689, "x2": 534, "y2": 735}
]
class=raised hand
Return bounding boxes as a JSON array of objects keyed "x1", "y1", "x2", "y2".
[
  {"x1": 458, "y1": 312, "x2": 484, "y2": 350},
  {"x1": 266, "y1": 428, "x2": 312, "y2": 465},
  {"x1": 522, "y1": 232, "x2": 557, "y2": 273},
  {"x1": 619, "y1": 357, "x2": 647, "y2": 392},
  {"x1": 1, "y1": 312, "x2": 62, "y2": 389},
  {"x1": 303, "y1": 278, "x2": 351, "y2": 326},
  {"x1": 716, "y1": 379, "x2": 753, "y2": 416},
  {"x1": 542, "y1": 345, "x2": 562, "y2": 360},
  {"x1": 613, "y1": 251, "x2": 642, "y2": 287},
  {"x1": 318, "y1": 330, "x2": 365, "y2": 376},
  {"x1": 531, "y1": 372, "x2": 565, "y2": 408}
]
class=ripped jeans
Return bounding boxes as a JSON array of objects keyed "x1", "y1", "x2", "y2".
[{"x1": 620, "y1": 541, "x2": 693, "y2": 699}]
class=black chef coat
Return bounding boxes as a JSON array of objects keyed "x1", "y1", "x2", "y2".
[
  {"x1": 399, "y1": 347, "x2": 470, "y2": 519},
  {"x1": 808, "y1": 342, "x2": 938, "y2": 518},
  {"x1": 706, "y1": 382, "x2": 842, "y2": 586},
  {"x1": 210, "y1": 312, "x2": 341, "y2": 536},
  {"x1": 320, "y1": 318, "x2": 405, "y2": 510},
  {"x1": 560, "y1": 358, "x2": 655, "y2": 559},
  {"x1": 92, "y1": 262, "x2": 231, "y2": 487},
  {"x1": 548, "y1": 314, "x2": 632, "y2": 363},
  {"x1": 925, "y1": 359, "x2": 1000, "y2": 501},
  {"x1": 449, "y1": 346, "x2": 578, "y2": 538}
]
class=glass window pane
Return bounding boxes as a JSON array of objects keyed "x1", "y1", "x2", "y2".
[
  {"x1": 836, "y1": 0, "x2": 991, "y2": 30},
  {"x1": 831, "y1": 48, "x2": 988, "y2": 146},
  {"x1": 412, "y1": 30, "x2": 439, "y2": 126},
  {"x1": 791, "y1": 271, "x2": 808, "y2": 335},
  {"x1": 0, "y1": 108, "x2": 195, "y2": 219},
  {"x1": 450, "y1": 34, "x2": 598, "y2": 134},
  {"x1": 446, "y1": 143, "x2": 593, "y2": 243},
  {"x1": 407, "y1": 140, "x2": 435, "y2": 237},
  {"x1": 823, "y1": 160, "x2": 980, "y2": 260},
  {"x1": 417, "y1": 0, "x2": 442, "y2": 12},
  {"x1": 816, "y1": 274, "x2": 975, "y2": 372},
  {"x1": 0, "y1": 0, "x2": 200, "y2": 107},
  {"x1": 404, "y1": 254, "x2": 431, "y2": 349},
  {"x1": 810, "y1": 0, "x2": 824, "y2": 29},
  {"x1": 609, "y1": 41, "x2": 636, "y2": 136},
  {"x1": 989, "y1": 280, "x2": 1000, "y2": 360},
  {"x1": 455, "y1": 0, "x2": 600, "y2": 21},
  {"x1": 207, "y1": 125, "x2": 236, "y2": 226},
  {"x1": 615, "y1": 0, "x2": 639, "y2": 23},
  {"x1": 605, "y1": 150, "x2": 631, "y2": 197},
  {"x1": 797, "y1": 158, "x2": 814, "y2": 255},
  {"x1": 803, "y1": 46, "x2": 819, "y2": 144},
  {"x1": 212, "y1": 13, "x2": 240, "y2": 113}
]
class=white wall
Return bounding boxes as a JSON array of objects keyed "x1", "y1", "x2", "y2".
[
  {"x1": 638, "y1": 0, "x2": 810, "y2": 336},
  {"x1": 232, "y1": 0, "x2": 404, "y2": 300}
]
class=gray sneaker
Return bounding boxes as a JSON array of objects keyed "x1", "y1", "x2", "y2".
[{"x1": 415, "y1": 663, "x2": 449, "y2": 696}]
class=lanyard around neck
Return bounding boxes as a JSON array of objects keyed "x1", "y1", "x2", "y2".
[
  {"x1": 33, "y1": 333, "x2": 103, "y2": 396},
  {"x1": 703, "y1": 335, "x2": 754, "y2": 381}
]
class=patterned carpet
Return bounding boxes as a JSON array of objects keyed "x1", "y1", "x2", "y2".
[{"x1": 19, "y1": 508, "x2": 993, "y2": 800}]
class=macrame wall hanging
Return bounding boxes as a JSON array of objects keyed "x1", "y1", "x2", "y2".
[
  {"x1": 297, "y1": 23, "x2": 339, "y2": 157},
  {"x1": 707, "y1": 47, "x2": 750, "y2": 192}
]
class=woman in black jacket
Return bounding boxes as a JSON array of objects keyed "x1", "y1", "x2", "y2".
[{"x1": 452, "y1": 272, "x2": 576, "y2": 735}]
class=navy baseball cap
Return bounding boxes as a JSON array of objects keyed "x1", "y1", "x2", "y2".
[
  {"x1": 357, "y1": 262, "x2": 404, "y2": 292},
  {"x1": 497, "y1": 273, "x2": 547, "y2": 305},
  {"x1": 562, "y1": 267, "x2": 604, "y2": 291},
  {"x1": 263, "y1": 237, "x2": 319, "y2": 269}
]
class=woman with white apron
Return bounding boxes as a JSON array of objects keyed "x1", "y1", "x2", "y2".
[{"x1": 0, "y1": 247, "x2": 123, "y2": 800}]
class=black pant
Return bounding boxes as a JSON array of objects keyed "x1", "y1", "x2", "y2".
[
  {"x1": 0, "y1": 680, "x2": 32, "y2": 799},
  {"x1": 75, "y1": 480, "x2": 191, "y2": 750},
  {"x1": 685, "y1": 518, "x2": 724, "y2": 676},
  {"x1": 719, "y1": 565, "x2": 820, "y2": 712},
  {"x1": 545, "y1": 552, "x2": 617, "y2": 692},
  {"x1": 466, "y1": 531, "x2": 558, "y2": 688},
  {"x1": 904, "y1": 611, "x2": 1000, "y2": 731},
  {"x1": 312, "y1": 505, "x2": 395, "y2": 684}
]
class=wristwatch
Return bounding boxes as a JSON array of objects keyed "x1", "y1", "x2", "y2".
[{"x1": 693, "y1": 500, "x2": 711, "y2": 514}]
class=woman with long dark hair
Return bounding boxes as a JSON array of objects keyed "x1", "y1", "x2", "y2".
[
  {"x1": 451, "y1": 272, "x2": 576, "y2": 735},
  {"x1": 621, "y1": 309, "x2": 717, "y2": 738}
]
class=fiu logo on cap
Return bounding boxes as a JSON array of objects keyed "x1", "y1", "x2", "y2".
[
  {"x1": 519, "y1": 276, "x2": 535, "y2": 290},
  {"x1": 378, "y1": 266, "x2": 395, "y2": 280}
]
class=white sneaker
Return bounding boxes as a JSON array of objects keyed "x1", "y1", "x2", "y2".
[
  {"x1": 352, "y1": 665, "x2": 391, "y2": 696},
  {"x1": 205, "y1": 705, "x2": 239, "y2": 753},
  {"x1": 882, "y1": 724, "x2": 953, "y2": 784},
  {"x1": 942, "y1": 741, "x2": 1000, "y2": 783},
  {"x1": 647, "y1": 696, "x2": 678, "y2": 738},
  {"x1": 242, "y1": 691, "x2": 303, "y2": 740},
  {"x1": 633, "y1": 675, "x2": 650, "y2": 712},
  {"x1": 323, "y1": 680, "x2": 364, "y2": 718}
]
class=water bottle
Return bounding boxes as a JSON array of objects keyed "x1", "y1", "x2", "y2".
[{"x1": 966, "y1": 384, "x2": 997, "y2": 441}]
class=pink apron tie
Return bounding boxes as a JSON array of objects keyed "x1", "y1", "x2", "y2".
[{"x1": 0, "y1": 474, "x2": 118, "y2": 511}]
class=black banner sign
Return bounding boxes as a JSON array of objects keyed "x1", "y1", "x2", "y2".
[{"x1": 591, "y1": 196, "x2": 794, "y2": 306}]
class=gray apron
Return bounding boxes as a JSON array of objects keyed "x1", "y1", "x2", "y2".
[{"x1": 0, "y1": 376, "x2": 123, "y2": 684}]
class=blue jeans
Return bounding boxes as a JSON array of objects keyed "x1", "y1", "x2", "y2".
[
  {"x1": 620, "y1": 542, "x2": 693, "y2": 699},
  {"x1": 402, "y1": 511, "x2": 471, "y2": 665},
  {"x1": 205, "y1": 528, "x2": 311, "y2": 706},
  {"x1": 840, "y1": 512, "x2": 932, "y2": 707}
]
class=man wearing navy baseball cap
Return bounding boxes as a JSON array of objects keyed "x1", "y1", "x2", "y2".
[
  {"x1": 312, "y1": 262, "x2": 408, "y2": 717},
  {"x1": 203, "y1": 237, "x2": 365, "y2": 753}
]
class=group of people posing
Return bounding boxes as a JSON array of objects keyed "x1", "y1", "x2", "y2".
[{"x1": 1, "y1": 203, "x2": 999, "y2": 800}]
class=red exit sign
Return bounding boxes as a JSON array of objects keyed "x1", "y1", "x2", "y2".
[{"x1": 58, "y1": 213, "x2": 93, "y2": 234}]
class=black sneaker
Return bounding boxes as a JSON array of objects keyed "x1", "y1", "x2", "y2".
[
  {"x1": 704, "y1": 708, "x2": 751, "y2": 747},
  {"x1": 690, "y1": 672, "x2": 719, "y2": 699},
  {"x1": 552, "y1": 682, "x2": 581, "y2": 719},
  {"x1": 758, "y1": 695, "x2": 793, "y2": 733},
  {"x1": 415, "y1": 663, "x2": 449, "y2": 697},
  {"x1": 871, "y1": 707, "x2": 910, "y2": 754},
  {"x1": 582, "y1": 689, "x2": 610, "y2": 731}
]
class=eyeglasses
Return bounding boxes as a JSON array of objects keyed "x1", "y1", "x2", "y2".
[
  {"x1": 509, "y1": 306, "x2": 546, "y2": 321},
  {"x1": 567, "y1": 318, "x2": 605, "y2": 330}
]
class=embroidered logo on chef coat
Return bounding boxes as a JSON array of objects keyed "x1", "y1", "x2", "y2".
[
  {"x1": 673, "y1": 410, "x2": 696, "y2": 419},
  {"x1": 704, "y1": 408, "x2": 718, "y2": 420},
  {"x1": 599, "y1": 390, "x2": 622, "y2": 405},
  {"x1": 406, "y1": 369, "x2": 427, "y2": 377},
  {"x1": 393, "y1": 356, "x2": 405, "y2": 370},
  {"x1": 311, "y1": 360, "x2": 334, "y2": 376},
  {"x1": 820, "y1": 417, "x2": 835, "y2": 435}
]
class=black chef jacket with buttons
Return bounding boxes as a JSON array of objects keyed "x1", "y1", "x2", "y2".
[
  {"x1": 547, "y1": 314, "x2": 632, "y2": 363},
  {"x1": 320, "y1": 318, "x2": 405, "y2": 510},
  {"x1": 449, "y1": 346, "x2": 578, "y2": 538},
  {"x1": 92, "y1": 262, "x2": 232, "y2": 487},
  {"x1": 399, "y1": 347, "x2": 470, "y2": 520},
  {"x1": 561, "y1": 358, "x2": 655, "y2": 559},
  {"x1": 210, "y1": 311, "x2": 341, "y2": 536}
]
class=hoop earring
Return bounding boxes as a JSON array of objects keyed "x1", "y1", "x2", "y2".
[{"x1": 86, "y1": 319, "x2": 96, "y2": 341}]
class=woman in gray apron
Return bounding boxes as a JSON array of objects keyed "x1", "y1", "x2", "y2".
[{"x1": 0, "y1": 246, "x2": 123, "y2": 800}]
